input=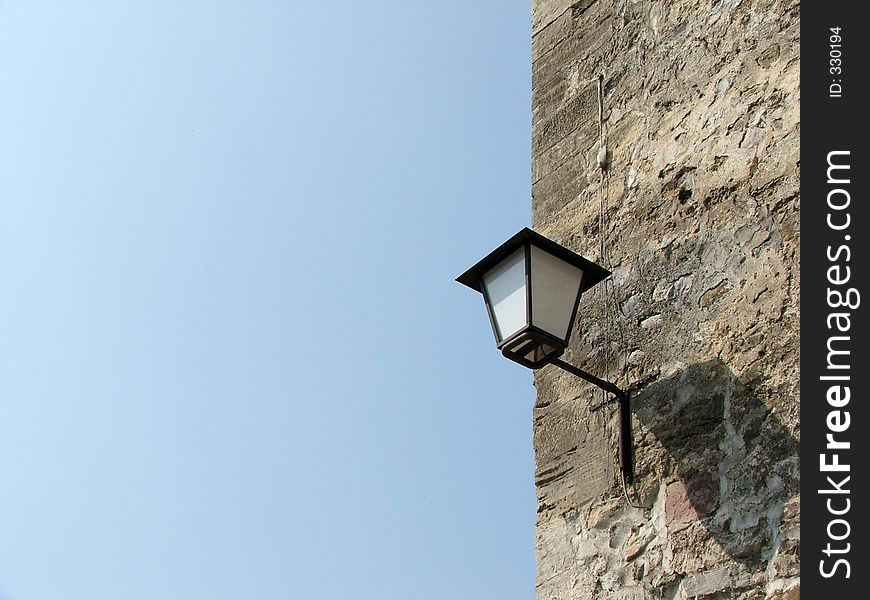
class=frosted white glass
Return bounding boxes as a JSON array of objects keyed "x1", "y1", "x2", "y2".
[
  {"x1": 530, "y1": 245, "x2": 584, "y2": 340},
  {"x1": 482, "y1": 248, "x2": 527, "y2": 342}
]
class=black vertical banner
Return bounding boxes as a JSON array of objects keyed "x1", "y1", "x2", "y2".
[{"x1": 802, "y1": 2, "x2": 869, "y2": 596}]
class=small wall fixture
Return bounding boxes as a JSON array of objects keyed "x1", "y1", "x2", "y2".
[{"x1": 456, "y1": 227, "x2": 634, "y2": 483}]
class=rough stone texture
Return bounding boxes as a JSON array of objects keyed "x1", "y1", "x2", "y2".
[
  {"x1": 529, "y1": 1, "x2": 800, "y2": 598},
  {"x1": 665, "y1": 475, "x2": 720, "y2": 533}
]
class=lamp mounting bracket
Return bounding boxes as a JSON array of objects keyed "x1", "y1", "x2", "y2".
[{"x1": 549, "y1": 358, "x2": 633, "y2": 484}]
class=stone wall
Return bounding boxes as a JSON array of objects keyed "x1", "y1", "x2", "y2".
[{"x1": 529, "y1": 1, "x2": 800, "y2": 598}]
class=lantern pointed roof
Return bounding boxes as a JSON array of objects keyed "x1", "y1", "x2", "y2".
[{"x1": 456, "y1": 227, "x2": 611, "y2": 293}]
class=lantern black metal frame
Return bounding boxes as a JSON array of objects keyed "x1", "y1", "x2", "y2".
[
  {"x1": 456, "y1": 228, "x2": 610, "y2": 368},
  {"x1": 457, "y1": 227, "x2": 634, "y2": 484}
]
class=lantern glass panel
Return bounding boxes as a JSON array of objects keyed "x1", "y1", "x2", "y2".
[
  {"x1": 482, "y1": 247, "x2": 527, "y2": 342},
  {"x1": 530, "y1": 244, "x2": 584, "y2": 342}
]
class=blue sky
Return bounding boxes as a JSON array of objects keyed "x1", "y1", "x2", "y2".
[{"x1": 0, "y1": 2, "x2": 534, "y2": 598}]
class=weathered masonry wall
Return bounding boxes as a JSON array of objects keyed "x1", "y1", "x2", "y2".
[{"x1": 529, "y1": 1, "x2": 800, "y2": 598}]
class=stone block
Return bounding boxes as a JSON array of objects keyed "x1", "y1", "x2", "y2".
[{"x1": 665, "y1": 475, "x2": 720, "y2": 532}]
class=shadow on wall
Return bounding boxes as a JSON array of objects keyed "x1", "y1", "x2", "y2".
[{"x1": 630, "y1": 359, "x2": 799, "y2": 566}]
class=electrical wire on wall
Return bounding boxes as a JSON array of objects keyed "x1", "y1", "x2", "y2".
[
  {"x1": 596, "y1": 73, "x2": 649, "y2": 510},
  {"x1": 596, "y1": 73, "x2": 609, "y2": 403}
]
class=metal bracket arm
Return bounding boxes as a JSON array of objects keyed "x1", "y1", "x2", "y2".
[{"x1": 550, "y1": 358, "x2": 634, "y2": 484}]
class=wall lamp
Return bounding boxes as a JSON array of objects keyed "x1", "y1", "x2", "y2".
[{"x1": 456, "y1": 228, "x2": 633, "y2": 483}]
